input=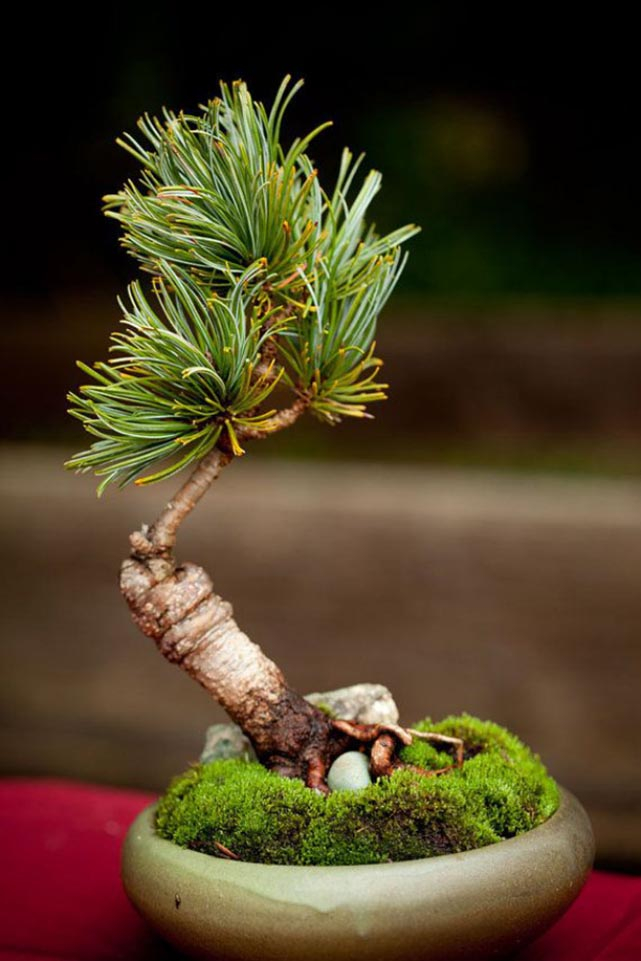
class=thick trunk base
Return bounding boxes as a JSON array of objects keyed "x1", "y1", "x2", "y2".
[{"x1": 120, "y1": 550, "x2": 343, "y2": 789}]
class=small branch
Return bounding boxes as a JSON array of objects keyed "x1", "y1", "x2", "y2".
[
  {"x1": 214, "y1": 840, "x2": 241, "y2": 861},
  {"x1": 127, "y1": 395, "x2": 308, "y2": 578},
  {"x1": 129, "y1": 448, "x2": 232, "y2": 564},
  {"x1": 253, "y1": 335, "x2": 279, "y2": 383},
  {"x1": 237, "y1": 395, "x2": 309, "y2": 441},
  {"x1": 253, "y1": 302, "x2": 296, "y2": 383}
]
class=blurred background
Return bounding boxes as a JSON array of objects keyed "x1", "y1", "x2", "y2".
[{"x1": 1, "y1": 9, "x2": 640, "y2": 871}]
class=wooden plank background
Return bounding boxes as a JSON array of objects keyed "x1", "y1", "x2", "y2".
[{"x1": 1, "y1": 445, "x2": 640, "y2": 869}]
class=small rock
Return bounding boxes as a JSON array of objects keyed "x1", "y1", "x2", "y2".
[
  {"x1": 200, "y1": 724, "x2": 255, "y2": 764},
  {"x1": 200, "y1": 682, "x2": 400, "y2": 764},
  {"x1": 327, "y1": 751, "x2": 373, "y2": 792},
  {"x1": 306, "y1": 683, "x2": 399, "y2": 725}
]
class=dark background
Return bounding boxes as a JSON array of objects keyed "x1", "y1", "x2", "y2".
[
  {"x1": 5, "y1": 9, "x2": 641, "y2": 301},
  {"x1": 2, "y1": 9, "x2": 640, "y2": 871},
  {"x1": 5, "y1": 9, "x2": 641, "y2": 470}
]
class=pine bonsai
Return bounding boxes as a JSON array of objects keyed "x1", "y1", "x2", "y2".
[{"x1": 65, "y1": 76, "x2": 478, "y2": 793}]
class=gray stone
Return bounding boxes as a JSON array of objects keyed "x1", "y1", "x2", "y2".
[
  {"x1": 305, "y1": 682, "x2": 399, "y2": 725},
  {"x1": 327, "y1": 751, "x2": 372, "y2": 792},
  {"x1": 200, "y1": 723, "x2": 255, "y2": 764},
  {"x1": 200, "y1": 682, "x2": 399, "y2": 764}
]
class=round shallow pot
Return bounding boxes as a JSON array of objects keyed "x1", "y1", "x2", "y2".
[{"x1": 122, "y1": 787, "x2": 593, "y2": 961}]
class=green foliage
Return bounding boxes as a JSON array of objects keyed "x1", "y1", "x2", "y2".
[
  {"x1": 156, "y1": 715, "x2": 559, "y2": 865},
  {"x1": 67, "y1": 264, "x2": 285, "y2": 491},
  {"x1": 67, "y1": 77, "x2": 419, "y2": 490}
]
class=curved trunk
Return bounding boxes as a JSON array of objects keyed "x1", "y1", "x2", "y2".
[
  {"x1": 119, "y1": 446, "x2": 341, "y2": 789},
  {"x1": 120, "y1": 443, "x2": 459, "y2": 789}
]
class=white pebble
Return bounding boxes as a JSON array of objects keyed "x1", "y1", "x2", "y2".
[{"x1": 327, "y1": 751, "x2": 372, "y2": 792}]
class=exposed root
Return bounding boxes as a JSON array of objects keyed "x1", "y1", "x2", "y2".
[
  {"x1": 331, "y1": 719, "x2": 413, "y2": 746},
  {"x1": 370, "y1": 732, "x2": 397, "y2": 778},
  {"x1": 305, "y1": 756, "x2": 330, "y2": 795},
  {"x1": 330, "y1": 718, "x2": 465, "y2": 782},
  {"x1": 407, "y1": 729, "x2": 465, "y2": 768},
  {"x1": 402, "y1": 762, "x2": 459, "y2": 778}
]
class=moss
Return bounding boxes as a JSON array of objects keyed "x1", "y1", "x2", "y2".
[
  {"x1": 300, "y1": 769, "x2": 499, "y2": 865},
  {"x1": 156, "y1": 714, "x2": 559, "y2": 866},
  {"x1": 156, "y1": 759, "x2": 323, "y2": 864},
  {"x1": 313, "y1": 701, "x2": 337, "y2": 718}
]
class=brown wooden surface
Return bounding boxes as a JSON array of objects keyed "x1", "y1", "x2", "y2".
[
  {"x1": 4, "y1": 301, "x2": 641, "y2": 476},
  {"x1": 1, "y1": 445, "x2": 640, "y2": 867}
]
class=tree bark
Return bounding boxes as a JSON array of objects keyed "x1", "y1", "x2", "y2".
[{"x1": 120, "y1": 444, "x2": 342, "y2": 789}]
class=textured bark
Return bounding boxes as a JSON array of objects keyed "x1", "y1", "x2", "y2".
[
  {"x1": 119, "y1": 425, "x2": 450, "y2": 789},
  {"x1": 237, "y1": 396, "x2": 309, "y2": 441},
  {"x1": 120, "y1": 555, "x2": 337, "y2": 778},
  {"x1": 120, "y1": 441, "x2": 342, "y2": 788}
]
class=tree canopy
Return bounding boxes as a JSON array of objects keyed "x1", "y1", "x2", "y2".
[{"x1": 67, "y1": 77, "x2": 419, "y2": 492}]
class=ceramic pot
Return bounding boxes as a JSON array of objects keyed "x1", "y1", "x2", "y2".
[{"x1": 122, "y1": 786, "x2": 593, "y2": 961}]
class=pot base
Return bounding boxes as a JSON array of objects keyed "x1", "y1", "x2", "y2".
[{"x1": 122, "y1": 787, "x2": 594, "y2": 961}]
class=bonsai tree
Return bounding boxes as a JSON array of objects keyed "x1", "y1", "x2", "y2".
[
  {"x1": 66, "y1": 77, "x2": 491, "y2": 794},
  {"x1": 67, "y1": 77, "x2": 434, "y2": 791},
  {"x1": 65, "y1": 78, "x2": 562, "y2": 879}
]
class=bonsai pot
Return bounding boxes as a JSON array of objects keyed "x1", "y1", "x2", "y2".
[{"x1": 122, "y1": 786, "x2": 594, "y2": 961}]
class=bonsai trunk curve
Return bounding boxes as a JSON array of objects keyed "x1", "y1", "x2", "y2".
[
  {"x1": 120, "y1": 432, "x2": 463, "y2": 792},
  {"x1": 120, "y1": 425, "x2": 349, "y2": 791}
]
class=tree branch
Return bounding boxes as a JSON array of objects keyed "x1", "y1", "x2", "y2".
[
  {"x1": 128, "y1": 394, "x2": 309, "y2": 576},
  {"x1": 237, "y1": 395, "x2": 309, "y2": 441},
  {"x1": 129, "y1": 448, "x2": 232, "y2": 572}
]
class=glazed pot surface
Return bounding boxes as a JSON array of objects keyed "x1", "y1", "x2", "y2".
[{"x1": 122, "y1": 787, "x2": 594, "y2": 961}]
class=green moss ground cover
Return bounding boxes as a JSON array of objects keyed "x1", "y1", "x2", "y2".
[{"x1": 156, "y1": 714, "x2": 559, "y2": 865}]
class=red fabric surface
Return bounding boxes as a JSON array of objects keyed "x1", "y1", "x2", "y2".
[
  {"x1": 1, "y1": 778, "x2": 640, "y2": 961},
  {"x1": 0, "y1": 778, "x2": 173, "y2": 961}
]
